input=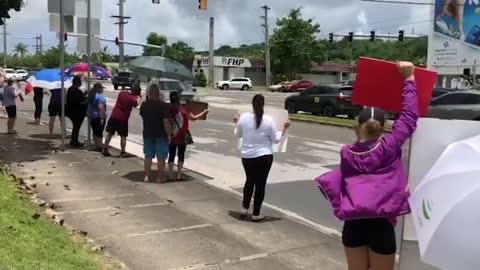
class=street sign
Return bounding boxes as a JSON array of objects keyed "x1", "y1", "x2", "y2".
[
  {"x1": 75, "y1": 0, "x2": 102, "y2": 19},
  {"x1": 77, "y1": 36, "x2": 100, "y2": 53},
  {"x1": 48, "y1": 0, "x2": 76, "y2": 15},
  {"x1": 76, "y1": 17, "x2": 100, "y2": 35},
  {"x1": 49, "y1": 13, "x2": 74, "y2": 33}
]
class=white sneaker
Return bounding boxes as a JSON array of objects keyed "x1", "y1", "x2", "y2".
[
  {"x1": 241, "y1": 208, "x2": 248, "y2": 215},
  {"x1": 252, "y1": 215, "x2": 265, "y2": 222}
]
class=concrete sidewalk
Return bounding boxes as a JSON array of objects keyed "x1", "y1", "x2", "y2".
[{"x1": 0, "y1": 118, "x2": 348, "y2": 270}]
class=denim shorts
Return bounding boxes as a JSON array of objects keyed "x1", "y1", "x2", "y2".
[{"x1": 143, "y1": 138, "x2": 169, "y2": 160}]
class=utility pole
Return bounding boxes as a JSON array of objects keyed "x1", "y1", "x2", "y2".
[
  {"x1": 86, "y1": 0, "x2": 92, "y2": 142},
  {"x1": 112, "y1": 0, "x2": 130, "y2": 70},
  {"x1": 39, "y1": 34, "x2": 43, "y2": 54},
  {"x1": 208, "y1": 17, "x2": 214, "y2": 87},
  {"x1": 34, "y1": 34, "x2": 38, "y2": 55},
  {"x1": 59, "y1": 0, "x2": 66, "y2": 151},
  {"x1": 3, "y1": 22, "x2": 7, "y2": 68},
  {"x1": 261, "y1": 5, "x2": 271, "y2": 87}
]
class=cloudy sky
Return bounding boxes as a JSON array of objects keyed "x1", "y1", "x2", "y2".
[{"x1": 5, "y1": 0, "x2": 432, "y2": 56}]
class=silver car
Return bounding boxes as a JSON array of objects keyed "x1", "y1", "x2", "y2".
[
  {"x1": 147, "y1": 78, "x2": 196, "y2": 103},
  {"x1": 427, "y1": 91, "x2": 480, "y2": 120}
]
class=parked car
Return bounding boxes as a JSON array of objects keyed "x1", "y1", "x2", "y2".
[
  {"x1": 269, "y1": 81, "x2": 288, "y2": 92},
  {"x1": 427, "y1": 91, "x2": 480, "y2": 120},
  {"x1": 2, "y1": 68, "x2": 18, "y2": 81},
  {"x1": 16, "y1": 69, "x2": 29, "y2": 81},
  {"x1": 216, "y1": 77, "x2": 252, "y2": 91},
  {"x1": 284, "y1": 85, "x2": 363, "y2": 118},
  {"x1": 148, "y1": 78, "x2": 196, "y2": 103},
  {"x1": 285, "y1": 80, "x2": 314, "y2": 92},
  {"x1": 432, "y1": 87, "x2": 455, "y2": 98},
  {"x1": 112, "y1": 71, "x2": 134, "y2": 90}
]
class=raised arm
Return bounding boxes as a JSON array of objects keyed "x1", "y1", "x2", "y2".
[{"x1": 382, "y1": 62, "x2": 419, "y2": 150}]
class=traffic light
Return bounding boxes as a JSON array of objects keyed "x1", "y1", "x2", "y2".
[
  {"x1": 348, "y1": 32, "x2": 354, "y2": 42},
  {"x1": 370, "y1": 31, "x2": 375, "y2": 41},
  {"x1": 64, "y1": 32, "x2": 68, "y2": 41},
  {"x1": 198, "y1": 0, "x2": 207, "y2": 10},
  {"x1": 115, "y1": 37, "x2": 119, "y2": 46},
  {"x1": 329, "y1": 33, "x2": 334, "y2": 43},
  {"x1": 398, "y1": 30, "x2": 404, "y2": 42}
]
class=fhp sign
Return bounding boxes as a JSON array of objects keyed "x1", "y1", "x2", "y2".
[{"x1": 194, "y1": 56, "x2": 251, "y2": 68}]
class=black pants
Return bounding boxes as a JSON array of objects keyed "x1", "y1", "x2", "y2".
[
  {"x1": 241, "y1": 155, "x2": 273, "y2": 216},
  {"x1": 33, "y1": 96, "x2": 43, "y2": 119},
  {"x1": 168, "y1": 144, "x2": 187, "y2": 163},
  {"x1": 69, "y1": 115, "x2": 85, "y2": 144}
]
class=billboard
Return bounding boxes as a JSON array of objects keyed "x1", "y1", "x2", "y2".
[{"x1": 431, "y1": 0, "x2": 480, "y2": 67}]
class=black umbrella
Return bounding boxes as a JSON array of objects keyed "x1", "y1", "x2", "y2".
[{"x1": 128, "y1": 56, "x2": 194, "y2": 81}]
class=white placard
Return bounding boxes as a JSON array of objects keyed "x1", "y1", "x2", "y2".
[
  {"x1": 404, "y1": 118, "x2": 480, "y2": 241},
  {"x1": 235, "y1": 109, "x2": 289, "y2": 153}
]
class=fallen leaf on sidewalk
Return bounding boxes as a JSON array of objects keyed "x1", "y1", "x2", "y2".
[
  {"x1": 110, "y1": 212, "x2": 120, "y2": 216},
  {"x1": 79, "y1": 230, "x2": 88, "y2": 236},
  {"x1": 47, "y1": 171, "x2": 53, "y2": 175},
  {"x1": 38, "y1": 202, "x2": 46, "y2": 207},
  {"x1": 91, "y1": 245, "x2": 105, "y2": 252},
  {"x1": 63, "y1": 185, "x2": 71, "y2": 191},
  {"x1": 32, "y1": 213, "x2": 40, "y2": 219},
  {"x1": 111, "y1": 171, "x2": 118, "y2": 175},
  {"x1": 17, "y1": 178, "x2": 24, "y2": 185},
  {"x1": 108, "y1": 162, "x2": 115, "y2": 166},
  {"x1": 45, "y1": 182, "x2": 49, "y2": 186},
  {"x1": 113, "y1": 206, "x2": 121, "y2": 209},
  {"x1": 25, "y1": 190, "x2": 34, "y2": 195},
  {"x1": 166, "y1": 199, "x2": 174, "y2": 203},
  {"x1": 29, "y1": 183, "x2": 37, "y2": 188},
  {"x1": 51, "y1": 150, "x2": 58, "y2": 154},
  {"x1": 49, "y1": 204, "x2": 59, "y2": 210},
  {"x1": 29, "y1": 176, "x2": 35, "y2": 180}
]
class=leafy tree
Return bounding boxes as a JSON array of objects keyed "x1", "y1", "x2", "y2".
[
  {"x1": 143, "y1": 33, "x2": 167, "y2": 56},
  {"x1": 0, "y1": 0, "x2": 23, "y2": 25},
  {"x1": 270, "y1": 8, "x2": 321, "y2": 79},
  {"x1": 91, "y1": 46, "x2": 115, "y2": 63},
  {"x1": 166, "y1": 41, "x2": 194, "y2": 61},
  {"x1": 13, "y1": 42, "x2": 27, "y2": 58}
]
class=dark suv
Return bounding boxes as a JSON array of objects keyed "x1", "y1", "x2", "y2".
[{"x1": 284, "y1": 85, "x2": 363, "y2": 118}]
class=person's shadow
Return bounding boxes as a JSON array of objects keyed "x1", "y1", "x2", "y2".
[{"x1": 227, "y1": 210, "x2": 282, "y2": 223}]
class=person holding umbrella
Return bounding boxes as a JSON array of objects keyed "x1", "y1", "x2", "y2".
[
  {"x1": 66, "y1": 76, "x2": 87, "y2": 147},
  {"x1": 315, "y1": 62, "x2": 418, "y2": 270}
]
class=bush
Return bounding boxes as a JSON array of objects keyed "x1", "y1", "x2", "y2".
[{"x1": 194, "y1": 72, "x2": 207, "y2": 87}]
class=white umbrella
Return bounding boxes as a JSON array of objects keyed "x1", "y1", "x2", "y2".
[{"x1": 409, "y1": 135, "x2": 480, "y2": 270}]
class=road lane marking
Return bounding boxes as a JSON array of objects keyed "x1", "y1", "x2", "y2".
[{"x1": 168, "y1": 253, "x2": 269, "y2": 270}]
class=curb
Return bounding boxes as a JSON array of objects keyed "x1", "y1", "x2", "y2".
[{"x1": 289, "y1": 116, "x2": 356, "y2": 129}]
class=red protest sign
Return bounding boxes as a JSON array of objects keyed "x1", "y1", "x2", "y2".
[{"x1": 352, "y1": 57, "x2": 437, "y2": 116}]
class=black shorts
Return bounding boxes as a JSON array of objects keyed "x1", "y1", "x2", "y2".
[
  {"x1": 342, "y1": 218, "x2": 396, "y2": 255},
  {"x1": 48, "y1": 103, "x2": 61, "y2": 117},
  {"x1": 5, "y1": 105, "x2": 16, "y2": 119},
  {"x1": 90, "y1": 118, "x2": 106, "y2": 138},
  {"x1": 106, "y1": 118, "x2": 128, "y2": 137}
]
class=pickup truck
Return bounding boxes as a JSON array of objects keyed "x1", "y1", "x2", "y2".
[{"x1": 112, "y1": 71, "x2": 134, "y2": 90}]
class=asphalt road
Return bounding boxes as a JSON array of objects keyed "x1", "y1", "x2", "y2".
[{"x1": 13, "y1": 83, "x2": 435, "y2": 269}]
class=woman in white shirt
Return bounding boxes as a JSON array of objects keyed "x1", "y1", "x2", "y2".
[{"x1": 234, "y1": 94, "x2": 290, "y2": 221}]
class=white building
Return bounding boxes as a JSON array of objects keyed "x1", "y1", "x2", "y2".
[{"x1": 192, "y1": 56, "x2": 252, "y2": 83}]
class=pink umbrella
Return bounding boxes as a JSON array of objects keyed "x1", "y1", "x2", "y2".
[{"x1": 65, "y1": 63, "x2": 110, "y2": 79}]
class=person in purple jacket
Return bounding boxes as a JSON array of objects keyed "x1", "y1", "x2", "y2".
[{"x1": 316, "y1": 61, "x2": 418, "y2": 270}]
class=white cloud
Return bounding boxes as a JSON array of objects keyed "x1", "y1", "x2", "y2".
[{"x1": 2, "y1": 0, "x2": 430, "y2": 56}]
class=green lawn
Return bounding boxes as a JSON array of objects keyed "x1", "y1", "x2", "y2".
[{"x1": 0, "y1": 168, "x2": 119, "y2": 270}]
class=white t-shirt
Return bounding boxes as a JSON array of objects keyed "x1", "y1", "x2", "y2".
[{"x1": 235, "y1": 112, "x2": 282, "y2": 159}]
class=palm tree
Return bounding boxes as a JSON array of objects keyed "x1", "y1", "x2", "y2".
[{"x1": 13, "y1": 42, "x2": 28, "y2": 58}]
